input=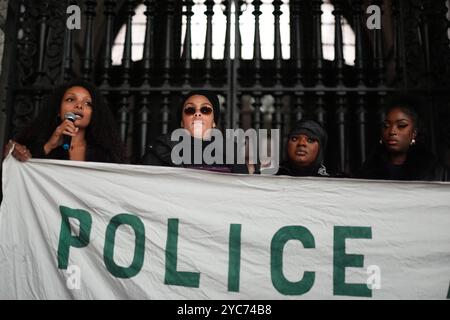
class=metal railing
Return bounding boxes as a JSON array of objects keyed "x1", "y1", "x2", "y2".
[{"x1": 1, "y1": 0, "x2": 450, "y2": 173}]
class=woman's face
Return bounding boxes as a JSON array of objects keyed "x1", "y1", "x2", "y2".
[
  {"x1": 181, "y1": 95, "x2": 215, "y2": 138},
  {"x1": 59, "y1": 86, "x2": 93, "y2": 129},
  {"x1": 287, "y1": 134, "x2": 319, "y2": 168},
  {"x1": 381, "y1": 107, "x2": 416, "y2": 154}
]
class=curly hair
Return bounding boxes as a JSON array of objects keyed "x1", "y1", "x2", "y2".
[{"x1": 16, "y1": 80, "x2": 126, "y2": 163}]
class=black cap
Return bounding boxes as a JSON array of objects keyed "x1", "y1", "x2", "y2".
[
  {"x1": 288, "y1": 119, "x2": 328, "y2": 168},
  {"x1": 179, "y1": 91, "x2": 221, "y2": 126}
]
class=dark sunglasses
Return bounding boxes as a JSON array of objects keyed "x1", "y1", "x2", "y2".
[{"x1": 183, "y1": 106, "x2": 213, "y2": 116}]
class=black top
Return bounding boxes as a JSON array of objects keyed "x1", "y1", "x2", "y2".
[
  {"x1": 276, "y1": 160, "x2": 330, "y2": 177},
  {"x1": 27, "y1": 139, "x2": 116, "y2": 163},
  {"x1": 141, "y1": 133, "x2": 249, "y2": 174},
  {"x1": 354, "y1": 143, "x2": 449, "y2": 181}
]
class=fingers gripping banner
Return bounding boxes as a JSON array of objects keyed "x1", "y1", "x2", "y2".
[{"x1": 1, "y1": 155, "x2": 449, "y2": 299}]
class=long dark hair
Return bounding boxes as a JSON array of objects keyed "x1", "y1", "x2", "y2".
[{"x1": 16, "y1": 80, "x2": 125, "y2": 163}]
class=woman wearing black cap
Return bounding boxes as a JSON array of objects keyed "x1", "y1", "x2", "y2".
[
  {"x1": 354, "y1": 94, "x2": 448, "y2": 181},
  {"x1": 141, "y1": 91, "x2": 248, "y2": 173},
  {"x1": 276, "y1": 119, "x2": 329, "y2": 177}
]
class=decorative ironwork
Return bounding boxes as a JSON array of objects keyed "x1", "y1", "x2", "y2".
[{"x1": 2, "y1": 0, "x2": 450, "y2": 172}]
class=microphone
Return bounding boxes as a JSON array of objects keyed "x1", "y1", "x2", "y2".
[{"x1": 62, "y1": 112, "x2": 77, "y2": 151}]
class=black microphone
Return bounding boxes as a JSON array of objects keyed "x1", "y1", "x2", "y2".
[{"x1": 62, "y1": 112, "x2": 76, "y2": 151}]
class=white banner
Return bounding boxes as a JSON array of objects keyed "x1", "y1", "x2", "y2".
[{"x1": 1, "y1": 154, "x2": 449, "y2": 299}]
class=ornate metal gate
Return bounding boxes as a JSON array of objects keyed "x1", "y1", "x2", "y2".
[{"x1": 1, "y1": 0, "x2": 449, "y2": 174}]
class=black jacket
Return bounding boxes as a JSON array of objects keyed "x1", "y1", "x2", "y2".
[
  {"x1": 276, "y1": 160, "x2": 330, "y2": 177},
  {"x1": 354, "y1": 144, "x2": 449, "y2": 181},
  {"x1": 141, "y1": 134, "x2": 248, "y2": 174}
]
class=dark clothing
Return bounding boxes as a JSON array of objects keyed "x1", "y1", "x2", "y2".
[
  {"x1": 354, "y1": 144, "x2": 449, "y2": 181},
  {"x1": 276, "y1": 160, "x2": 330, "y2": 177},
  {"x1": 25, "y1": 139, "x2": 116, "y2": 163},
  {"x1": 141, "y1": 134, "x2": 248, "y2": 174}
]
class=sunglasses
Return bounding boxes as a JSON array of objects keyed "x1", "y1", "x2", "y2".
[{"x1": 183, "y1": 106, "x2": 213, "y2": 116}]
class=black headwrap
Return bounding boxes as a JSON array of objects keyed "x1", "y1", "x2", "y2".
[{"x1": 179, "y1": 91, "x2": 221, "y2": 127}]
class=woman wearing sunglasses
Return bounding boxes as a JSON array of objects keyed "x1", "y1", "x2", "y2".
[{"x1": 141, "y1": 91, "x2": 248, "y2": 173}]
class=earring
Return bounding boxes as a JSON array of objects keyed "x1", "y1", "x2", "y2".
[
  {"x1": 410, "y1": 139, "x2": 416, "y2": 146},
  {"x1": 379, "y1": 139, "x2": 383, "y2": 145}
]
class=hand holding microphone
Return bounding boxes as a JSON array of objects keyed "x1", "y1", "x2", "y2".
[
  {"x1": 62, "y1": 112, "x2": 77, "y2": 150},
  {"x1": 43, "y1": 112, "x2": 78, "y2": 155}
]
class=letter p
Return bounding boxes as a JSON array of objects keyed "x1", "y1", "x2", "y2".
[{"x1": 57, "y1": 206, "x2": 92, "y2": 269}]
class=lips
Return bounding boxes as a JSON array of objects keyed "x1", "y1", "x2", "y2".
[
  {"x1": 295, "y1": 150, "x2": 307, "y2": 156},
  {"x1": 73, "y1": 111, "x2": 83, "y2": 119},
  {"x1": 387, "y1": 139, "x2": 398, "y2": 145}
]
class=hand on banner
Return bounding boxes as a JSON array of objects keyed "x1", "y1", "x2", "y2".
[
  {"x1": 2, "y1": 139, "x2": 15, "y2": 159},
  {"x1": 3, "y1": 139, "x2": 32, "y2": 161}
]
